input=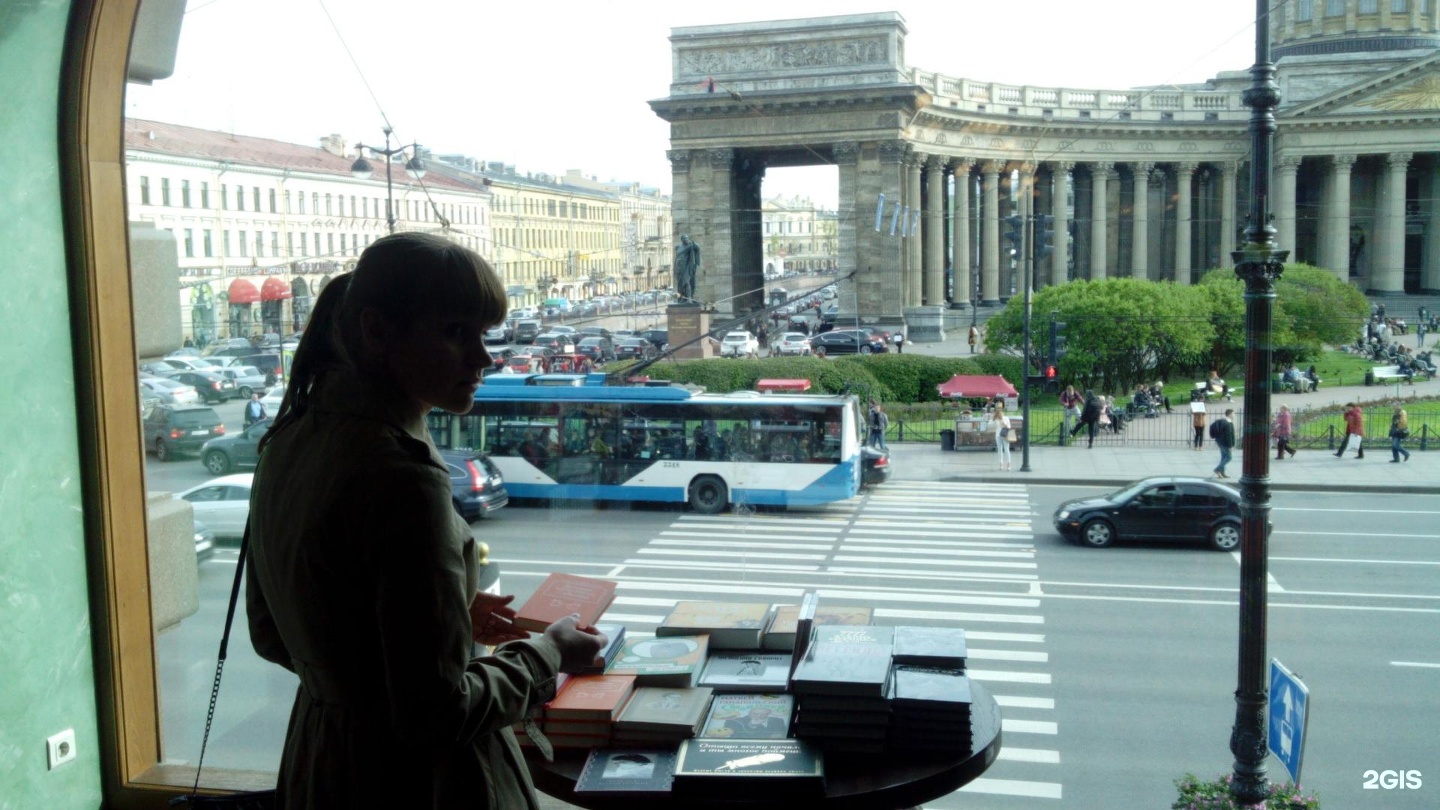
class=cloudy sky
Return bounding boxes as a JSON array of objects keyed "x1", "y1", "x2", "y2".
[{"x1": 127, "y1": 0, "x2": 1264, "y2": 207}]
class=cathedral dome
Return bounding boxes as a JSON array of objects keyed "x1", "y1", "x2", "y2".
[{"x1": 1271, "y1": 0, "x2": 1440, "y2": 59}]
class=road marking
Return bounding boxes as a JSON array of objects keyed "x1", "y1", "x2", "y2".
[
  {"x1": 993, "y1": 696, "x2": 1055, "y2": 709},
  {"x1": 958, "y1": 777, "x2": 1063, "y2": 799},
  {"x1": 997, "y1": 747, "x2": 1061, "y2": 764},
  {"x1": 1003, "y1": 719, "x2": 1059, "y2": 735},
  {"x1": 843, "y1": 535, "x2": 1035, "y2": 549},
  {"x1": 833, "y1": 554, "x2": 1037, "y2": 570},
  {"x1": 1274, "y1": 530, "x2": 1440, "y2": 539},
  {"x1": 638, "y1": 548, "x2": 829, "y2": 561},
  {"x1": 650, "y1": 538, "x2": 836, "y2": 551},
  {"x1": 1392, "y1": 661, "x2": 1440, "y2": 669},
  {"x1": 969, "y1": 648, "x2": 1050, "y2": 663},
  {"x1": 843, "y1": 544, "x2": 1036, "y2": 559},
  {"x1": 1270, "y1": 555, "x2": 1440, "y2": 566},
  {"x1": 816, "y1": 588, "x2": 1040, "y2": 609},
  {"x1": 1273, "y1": 507, "x2": 1440, "y2": 515},
  {"x1": 1230, "y1": 551, "x2": 1285, "y2": 591},
  {"x1": 1035, "y1": 591, "x2": 1440, "y2": 613},
  {"x1": 967, "y1": 669, "x2": 1053, "y2": 684}
]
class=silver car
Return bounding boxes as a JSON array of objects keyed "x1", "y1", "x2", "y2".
[
  {"x1": 217, "y1": 365, "x2": 268, "y2": 398},
  {"x1": 140, "y1": 376, "x2": 201, "y2": 406}
]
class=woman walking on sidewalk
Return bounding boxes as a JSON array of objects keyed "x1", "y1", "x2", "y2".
[
  {"x1": 1273, "y1": 405, "x2": 1297, "y2": 459},
  {"x1": 988, "y1": 401, "x2": 1013, "y2": 471},
  {"x1": 1191, "y1": 407, "x2": 1207, "y2": 451},
  {"x1": 1390, "y1": 406, "x2": 1412, "y2": 463},
  {"x1": 1336, "y1": 402, "x2": 1365, "y2": 459}
]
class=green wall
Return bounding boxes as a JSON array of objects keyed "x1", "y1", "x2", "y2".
[{"x1": 0, "y1": 1, "x2": 106, "y2": 807}]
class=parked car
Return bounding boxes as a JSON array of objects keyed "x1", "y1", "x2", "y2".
[
  {"x1": 533, "y1": 333, "x2": 576, "y2": 353},
  {"x1": 140, "y1": 376, "x2": 201, "y2": 406},
  {"x1": 199, "y1": 418, "x2": 269, "y2": 475},
  {"x1": 235, "y1": 353, "x2": 284, "y2": 385},
  {"x1": 580, "y1": 326, "x2": 612, "y2": 339},
  {"x1": 773, "y1": 332, "x2": 813, "y2": 356},
  {"x1": 160, "y1": 369, "x2": 236, "y2": 403},
  {"x1": 260, "y1": 384, "x2": 286, "y2": 413},
  {"x1": 193, "y1": 519, "x2": 216, "y2": 562},
  {"x1": 576, "y1": 336, "x2": 616, "y2": 363},
  {"x1": 639, "y1": 328, "x2": 669, "y2": 349},
  {"x1": 513, "y1": 319, "x2": 543, "y2": 344},
  {"x1": 216, "y1": 365, "x2": 268, "y2": 398},
  {"x1": 810, "y1": 329, "x2": 887, "y2": 355},
  {"x1": 548, "y1": 325, "x2": 578, "y2": 336},
  {"x1": 174, "y1": 473, "x2": 252, "y2": 538},
  {"x1": 138, "y1": 382, "x2": 162, "y2": 414},
  {"x1": 720, "y1": 331, "x2": 760, "y2": 358},
  {"x1": 484, "y1": 324, "x2": 511, "y2": 344},
  {"x1": 1053, "y1": 476, "x2": 1244, "y2": 551},
  {"x1": 614, "y1": 337, "x2": 657, "y2": 361},
  {"x1": 861, "y1": 445, "x2": 891, "y2": 486},
  {"x1": 144, "y1": 404, "x2": 225, "y2": 462},
  {"x1": 441, "y1": 450, "x2": 509, "y2": 520}
]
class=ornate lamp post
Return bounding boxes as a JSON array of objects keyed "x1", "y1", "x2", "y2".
[
  {"x1": 1229, "y1": 1, "x2": 1288, "y2": 803},
  {"x1": 350, "y1": 126, "x2": 426, "y2": 234}
]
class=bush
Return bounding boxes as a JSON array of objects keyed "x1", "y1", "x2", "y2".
[
  {"x1": 1172, "y1": 773, "x2": 1319, "y2": 809},
  {"x1": 849, "y1": 354, "x2": 989, "y2": 403}
]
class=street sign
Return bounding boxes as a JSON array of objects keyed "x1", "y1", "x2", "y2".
[{"x1": 1268, "y1": 659, "x2": 1310, "y2": 783}]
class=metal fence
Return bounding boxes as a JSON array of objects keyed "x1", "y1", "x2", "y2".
[{"x1": 886, "y1": 406, "x2": 1438, "y2": 450}]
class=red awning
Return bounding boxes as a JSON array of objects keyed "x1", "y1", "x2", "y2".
[
  {"x1": 757, "y1": 378, "x2": 813, "y2": 392},
  {"x1": 227, "y1": 279, "x2": 260, "y2": 304},
  {"x1": 261, "y1": 277, "x2": 293, "y2": 301},
  {"x1": 936, "y1": 374, "x2": 1018, "y2": 400}
]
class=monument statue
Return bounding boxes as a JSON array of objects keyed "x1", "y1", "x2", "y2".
[{"x1": 674, "y1": 234, "x2": 700, "y2": 303}]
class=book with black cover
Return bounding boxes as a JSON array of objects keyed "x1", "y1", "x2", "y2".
[
  {"x1": 698, "y1": 652, "x2": 793, "y2": 692},
  {"x1": 889, "y1": 666, "x2": 973, "y2": 709},
  {"x1": 891, "y1": 626, "x2": 967, "y2": 668},
  {"x1": 574, "y1": 749, "x2": 678, "y2": 798},
  {"x1": 673, "y1": 738, "x2": 824, "y2": 795},
  {"x1": 789, "y1": 625, "x2": 894, "y2": 697}
]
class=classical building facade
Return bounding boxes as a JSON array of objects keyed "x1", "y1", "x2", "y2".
[
  {"x1": 652, "y1": 7, "x2": 1440, "y2": 321},
  {"x1": 762, "y1": 194, "x2": 839, "y2": 276}
]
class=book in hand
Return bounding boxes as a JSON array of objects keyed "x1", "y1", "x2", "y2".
[
  {"x1": 582, "y1": 623, "x2": 627, "y2": 674},
  {"x1": 698, "y1": 652, "x2": 794, "y2": 692},
  {"x1": 574, "y1": 748, "x2": 677, "y2": 798},
  {"x1": 606, "y1": 634, "x2": 709, "y2": 687},
  {"x1": 546, "y1": 674, "x2": 637, "y2": 721},
  {"x1": 891, "y1": 625, "x2": 967, "y2": 669},
  {"x1": 789, "y1": 625, "x2": 894, "y2": 698},
  {"x1": 614, "y1": 686, "x2": 714, "y2": 735},
  {"x1": 514, "y1": 572, "x2": 617, "y2": 633},
  {"x1": 673, "y1": 738, "x2": 824, "y2": 796},
  {"x1": 700, "y1": 693, "x2": 794, "y2": 740},
  {"x1": 657, "y1": 601, "x2": 772, "y2": 649}
]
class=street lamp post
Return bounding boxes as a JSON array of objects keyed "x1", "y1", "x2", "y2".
[
  {"x1": 350, "y1": 126, "x2": 426, "y2": 234},
  {"x1": 1229, "y1": 1, "x2": 1287, "y2": 803}
]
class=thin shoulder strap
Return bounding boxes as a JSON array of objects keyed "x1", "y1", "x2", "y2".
[{"x1": 189, "y1": 519, "x2": 252, "y2": 797}]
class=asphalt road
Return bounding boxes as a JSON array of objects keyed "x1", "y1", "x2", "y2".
[{"x1": 148, "y1": 429, "x2": 1437, "y2": 808}]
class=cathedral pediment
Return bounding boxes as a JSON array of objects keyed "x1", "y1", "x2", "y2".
[{"x1": 1286, "y1": 52, "x2": 1440, "y2": 118}]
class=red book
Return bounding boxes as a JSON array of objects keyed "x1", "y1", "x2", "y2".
[
  {"x1": 514, "y1": 572, "x2": 617, "y2": 633},
  {"x1": 547, "y1": 674, "x2": 638, "y2": 721}
]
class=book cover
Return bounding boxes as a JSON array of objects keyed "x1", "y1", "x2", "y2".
[
  {"x1": 657, "y1": 601, "x2": 771, "y2": 648},
  {"x1": 891, "y1": 626, "x2": 967, "y2": 668},
  {"x1": 890, "y1": 666, "x2": 974, "y2": 708},
  {"x1": 514, "y1": 572, "x2": 617, "y2": 633},
  {"x1": 574, "y1": 749, "x2": 677, "y2": 797},
  {"x1": 698, "y1": 652, "x2": 794, "y2": 692},
  {"x1": 673, "y1": 738, "x2": 823, "y2": 786},
  {"x1": 790, "y1": 625, "x2": 894, "y2": 697},
  {"x1": 615, "y1": 686, "x2": 714, "y2": 733},
  {"x1": 582, "y1": 623, "x2": 626, "y2": 673},
  {"x1": 606, "y1": 635, "x2": 709, "y2": 686},
  {"x1": 546, "y1": 674, "x2": 637, "y2": 720},
  {"x1": 762, "y1": 605, "x2": 800, "y2": 651},
  {"x1": 814, "y1": 604, "x2": 874, "y2": 626},
  {"x1": 700, "y1": 693, "x2": 794, "y2": 740}
]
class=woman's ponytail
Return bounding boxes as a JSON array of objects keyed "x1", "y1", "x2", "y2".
[{"x1": 258, "y1": 273, "x2": 352, "y2": 453}]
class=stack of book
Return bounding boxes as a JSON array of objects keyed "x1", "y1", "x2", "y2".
[
  {"x1": 789, "y1": 625, "x2": 895, "y2": 752},
  {"x1": 762, "y1": 604, "x2": 873, "y2": 651},
  {"x1": 672, "y1": 737, "x2": 824, "y2": 797},
  {"x1": 607, "y1": 634, "x2": 709, "y2": 687},
  {"x1": 656, "y1": 601, "x2": 773, "y2": 649},
  {"x1": 612, "y1": 686, "x2": 715, "y2": 746},
  {"x1": 886, "y1": 666, "x2": 973, "y2": 754},
  {"x1": 542, "y1": 674, "x2": 636, "y2": 749},
  {"x1": 581, "y1": 623, "x2": 627, "y2": 675},
  {"x1": 890, "y1": 625, "x2": 967, "y2": 670},
  {"x1": 698, "y1": 651, "x2": 793, "y2": 693}
]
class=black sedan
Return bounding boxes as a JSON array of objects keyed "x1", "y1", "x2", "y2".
[
  {"x1": 1053, "y1": 476, "x2": 1242, "y2": 551},
  {"x1": 811, "y1": 329, "x2": 888, "y2": 355},
  {"x1": 199, "y1": 418, "x2": 270, "y2": 475},
  {"x1": 577, "y1": 336, "x2": 616, "y2": 363},
  {"x1": 614, "y1": 337, "x2": 657, "y2": 361},
  {"x1": 162, "y1": 369, "x2": 237, "y2": 403},
  {"x1": 861, "y1": 445, "x2": 891, "y2": 486}
]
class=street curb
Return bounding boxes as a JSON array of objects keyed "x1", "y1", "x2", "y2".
[{"x1": 925, "y1": 474, "x2": 1440, "y2": 495}]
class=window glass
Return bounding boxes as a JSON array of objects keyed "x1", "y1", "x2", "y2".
[{"x1": 1359, "y1": 0, "x2": 1379, "y2": 12}]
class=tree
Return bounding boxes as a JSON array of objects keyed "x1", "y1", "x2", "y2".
[{"x1": 1197, "y1": 264, "x2": 1369, "y2": 372}]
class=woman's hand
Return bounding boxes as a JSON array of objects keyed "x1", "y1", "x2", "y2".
[
  {"x1": 469, "y1": 592, "x2": 529, "y2": 646},
  {"x1": 545, "y1": 615, "x2": 609, "y2": 674}
]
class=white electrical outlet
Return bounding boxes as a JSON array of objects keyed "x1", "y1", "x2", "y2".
[{"x1": 47, "y1": 729, "x2": 77, "y2": 769}]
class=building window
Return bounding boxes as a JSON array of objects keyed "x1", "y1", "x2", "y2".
[
  {"x1": 238, "y1": 230, "x2": 248, "y2": 258},
  {"x1": 1326, "y1": 0, "x2": 1344, "y2": 15},
  {"x1": 236, "y1": 186, "x2": 245, "y2": 211},
  {"x1": 327, "y1": 233, "x2": 334, "y2": 255},
  {"x1": 183, "y1": 229, "x2": 195, "y2": 258},
  {"x1": 1391, "y1": 0, "x2": 1408, "y2": 10},
  {"x1": 271, "y1": 232, "x2": 279, "y2": 255},
  {"x1": 350, "y1": 195, "x2": 357, "y2": 217},
  {"x1": 1298, "y1": 0, "x2": 1314, "y2": 20},
  {"x1": 255, "y1": 232, "x2": 264, "y2": 257},
  {"x1": 203, "y1": 230, "x2": 214, "y2": 257},
  {"x1": 201, "y1": 181, "x2": 210, "y2": 209},
  {"x1": 1360, "y1": 0, "x2": 1379, "y2": 11},
  {"x1": 326, "y1": 194, "x2": 333, "y2": 215},
  {"x1": 287, "y1": 233, "x2": 294, "y2": 256},
  {"x1": 160, "y1": 178, "x2": 170, "y2": 206},
  {"x1": 222, "y1": 229, "x2": 231, "y2": 256},
  {"x1": 139, "y1": 176, "x2": 150, "y2": 205},
  {"x1": 181, "y1": 180, "x2": 191, "y2": 208},
  {"x1": 269, "y1": 189, "x2": 277, "y2": 213},
  {"x1": 312, "y1": 193, "x2": 319, "y2": 214},
  {"x1": 313, "y1": 233, "x2": 321, "y2": 255},
  {"x1": 253, "y1": 187, "x2": 261, "y2": 212}
]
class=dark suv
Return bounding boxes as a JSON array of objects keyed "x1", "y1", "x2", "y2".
[
  {"x1": 199, "y1": 418, "x2": 270, "y2": 474},
  {"x1": 143, "y1": 405, "x2": 225, "y2": 462},
  {"x1": 440, "y1": 450, "x2": 509, "y2": 520}
]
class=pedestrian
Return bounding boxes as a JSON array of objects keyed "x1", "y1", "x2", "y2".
[
  {"x1": 1058, "y1": 385, "x2": 1082, "y2": 437},
  {"x1": 968, "y1": 325, "x2": 979, "y2": 354},
  {"x1": 1211, "y1": 408, "x2": 1236, "y2": 479},
  {"x1": 1191, "y1": 405, "x2": 1207, "y2": 451},
  {"x1": 892, "y1": 330, "x2": 904, "y2": 354},
  {"x1": 1070, "y1": 390, "x2": 1102, "y2": 448},
  {"x1": 243, "y1": 391, "x2": 267, "y2": 428},
  {"x1": 1273, "y1": 404, "x2": 1296, "y2": 460},
  {"x1": 1335, "y1": 402, "x2": 1365, "y2": 459},
  {"x1": 1389, "y1": 405, "x2": 1411, "y2": 463},
  {"x1": 868, "y1": 401, "x2": 889, "y2": 450},
  {"x1": 246, "y1": 232, "x2": 605, "y2": 809},
  {"x1": 987, "y1": 401, "x2": 1013, "y2": 471}
]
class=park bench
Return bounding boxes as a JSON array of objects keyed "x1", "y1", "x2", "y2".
[{"x1": 1369, "y1": 364, "x2": 1430, "y2": 384}]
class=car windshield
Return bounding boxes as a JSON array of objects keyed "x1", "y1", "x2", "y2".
[
  {"x1": 171, "y1": 410, "x2": 217, "y2": 426},
  {"x1": 1108, "y1": 480, "x2": 1163, "y2": 502}
]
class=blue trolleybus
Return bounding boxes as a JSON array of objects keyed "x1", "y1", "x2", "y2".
[{"x1": 426, "y1": 373, "x2": 864, "y2": 513}]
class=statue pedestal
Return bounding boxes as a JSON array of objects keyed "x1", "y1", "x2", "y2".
[
  {"x1": 904, "y1": 306, "x2": 947, "y2": 344},
  {"x1": 667, "y1": 305, "x2": 713, "y2": 360}
]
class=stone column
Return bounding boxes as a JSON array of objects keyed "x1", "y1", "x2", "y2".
[
  {"x1": 1132, "y1": 162, "x2": 1153, "y2": 279},
  {"x1": 1220, "y1": 161, "x2": 1238, "y2": 267},
  {"x1": 874, "y1": 140, "x2": 909, "y2": 316},
  {"x1": 1324, "y1": 154, "x2": 1356, "y2": 281},
  {"x1": 923, "y1": 156, "x2": 945, "y2": 306},
  {"x1": 1274, "y1": 155, "x2": 1301, "y2": 253},
  {"x1": 906, "y1": 150, "x2": 924, "y2": 308},
  {"x1": 833, "y1": 142, "x2": 861, "y2": 305},
  {"x1": 668, "y1": 148, "x2": 692, "y2": 261},
  {"x1": 1051, "y1": 161, "x2": 1072, "y2": 287},
  {"x1": 981, "y1": 160, "x2": 1002, "y2": 304},
  {"x1": 1175, "y1": 162, "x2": 1197, "y2": 285},
  {"x1": 705, "y1": 148, "x2": 736, "y2": 313},
  {"x1": 1426, "y1": 161, "x2": 1440, "y2": 293},
  {"x1": 952, "y1": 160, "x2": 974, "y2": 307},
  {"x1": 1090, "y1": 162, "x2": 1112, "y2": 280},
  {"x1": 1374, "y1": 152, "x2": 1412, "y2": 294}
]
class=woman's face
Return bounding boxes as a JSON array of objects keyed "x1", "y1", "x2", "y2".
[{"x1": 380, "y1": 309, "x2": 494, "y2": 417}]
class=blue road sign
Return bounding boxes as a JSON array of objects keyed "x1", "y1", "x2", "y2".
[{"x1": 1268, "y1": 659, "x2": 1310, "y2": 783}]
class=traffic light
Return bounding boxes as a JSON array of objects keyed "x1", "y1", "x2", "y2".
[
  {"x1": 1003, "y1": 215, "x2": 1024, "y2": 255},
  {"x1": 1034, "y1": 214, "x2": 1054, "y2": 262},
  {"x1": 1044, "y1": 363, "x2": 1059, "y2": 393},
  {"x1": 1049, "y1": 318, "x2": 1067, "y2": 366}
]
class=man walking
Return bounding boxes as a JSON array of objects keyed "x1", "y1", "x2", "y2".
[
  {"x1": 243, "y1": 391, "x2": 267, "y2": 428},
  {"x1": 1336, "y1": 402, "x2": 1365, "y2": 459},
  {"x1": 868, "y1": 402, "x2": 889, "y2": 450},
  {"x1": 1211, "y1": 408, "x2": 1236, "y2": 479}
]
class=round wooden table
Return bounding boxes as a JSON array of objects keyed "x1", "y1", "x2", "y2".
[{"x1": 525, "y1": 681, "x2": 1002, "y2": 810}]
